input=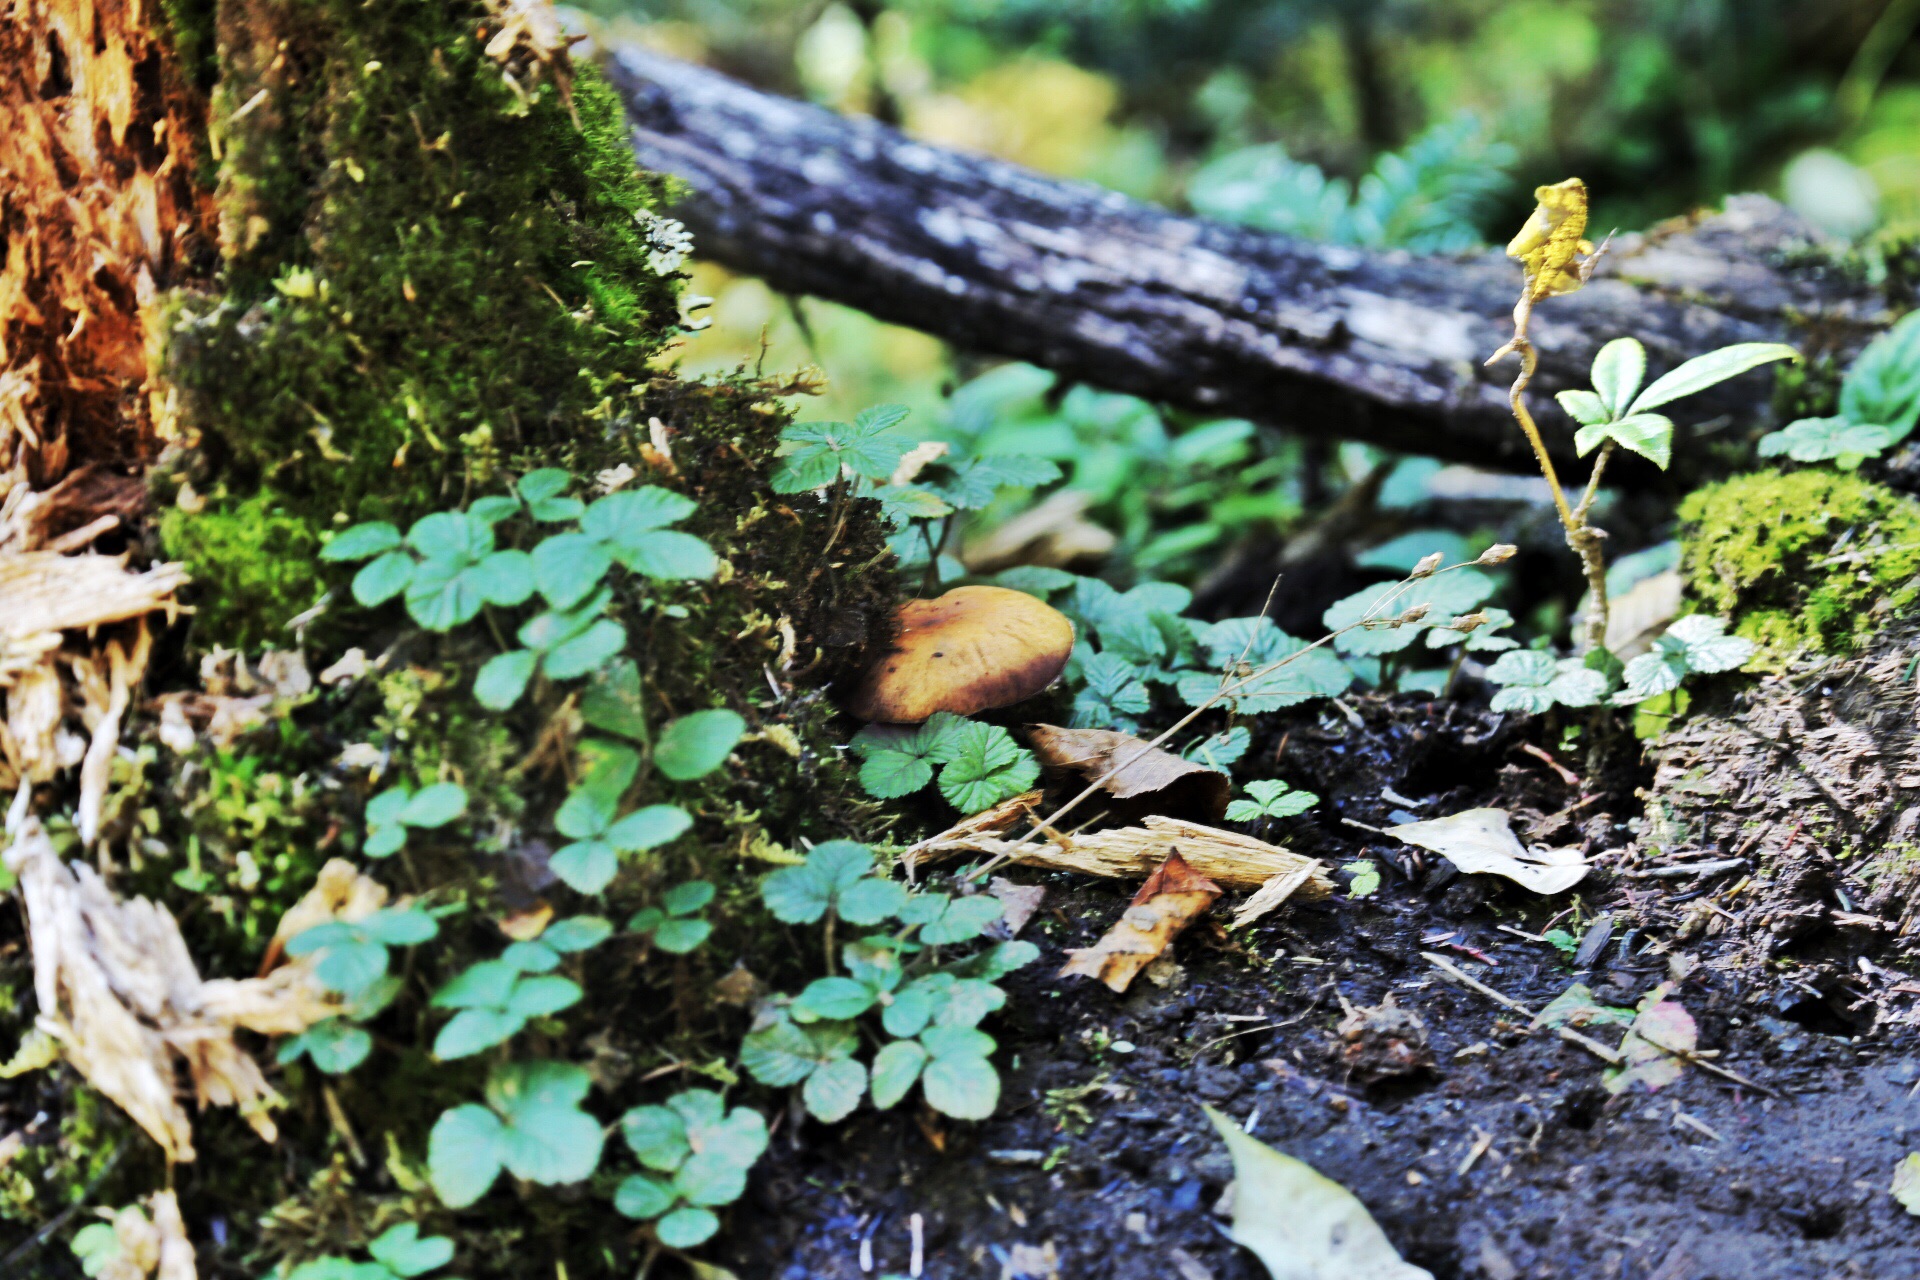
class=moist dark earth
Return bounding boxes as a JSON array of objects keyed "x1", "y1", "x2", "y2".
[{"x1": 729, "y1": 690, "x2": 1920, "y2": 1280}]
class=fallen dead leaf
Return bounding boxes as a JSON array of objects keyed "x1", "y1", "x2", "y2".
[
  {"x1": 1602, "y1": 983, "x2": 1698, "y2": 1095},
  {"x1": 962, "y1": 488, "x2": 1115, "y2": 572},
  {"x1": 988, "y1": 877, "x2": 1046, "y2": 936},
  {"x1": 1204, "y1": 1105, "x2": 1432, "y2": 1280},
  {"x1": 1386, "y1": 808, "x2": 1587, "y2": 894},
  {"x1": 1060, "y1": 852, "x2": 1221, "y2": 993},
  {"x1": 1232, "y1": 863, "x2": 1323, "y2": 929},
  {"x1": 1029, "y1": 725, "x2": 1229, "y2": 823},
  {"x1": 1604, "y1": 568, "x2": 1682, "y2": 658}
]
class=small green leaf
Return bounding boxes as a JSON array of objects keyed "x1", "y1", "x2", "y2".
[
  {"x1": 918, "y1": 895, "x2": 1003, "y2": 945},
  {"x1": 368, "y1": 1225, "x2": 453, "y2": 1279},
  {"x1": 621, "y1": 530, "x2": 718, "y2": 581},
  {"x1": 518, "y1": 468, "x2": 584, "y2": 522},
  {"x1": 1575, "y1": 413, "x2": 1674, "y2": 468},
  {"x1": 802, "y1": 1056, "x2": 868, "y2": 1123},
  {"x1": 532, "y1": 533, "x2": 614, "y2": 611},
  {"x1": 870, "y1": 1040, "x2": 928, "y2": 1110},
  {"x1": 1555, "y1": 389, "x2": 1611, "y2": 426},
  {"x1": 400, "y1": 782, "x2": 467, "y2": 828},
  {"x1": 1626, "y1": 342, "x2": 1799, "y2": 415},
  {"x1": 405, "y1": 557, "x2": 487, "y2": 631},
  {"x1": 289, "y1": 1020, "x2": 371, "y2": 1074},
  {"x1": 1840, "y1": 311, "x2": 1920, "y2": 439},
  {"x1": 475, "y1": 650, "x2": 538, "y2": 710},
  {"x1": 579, "y1": 659, "x2": 649, "y2": 742},
  {"x1": 323, "y1": 521, "x2": 403, "y2": 562},
  {"x1": 471, "y1": 549, "x2": 537, "y2": 606},
  {"x1": 408, "y1": 511, "x2": 492, "y2": 562},
  {"x1": 581, "y1": 488, "x2": 697, "y2": 543},
  {"x1": 654, "y1": 709, "x2": 747, "y2": 781},
  {"x1": 434, "y1": 1008, "x2": 525, "y2": 1059},
  {"x1": 434, "y1": 960, "x2": 521, "y2": 1009},
  {"x1": 770, "y1": 450, "x2": 840, "y2": 493},
  {"x1": 551, "y1": 841, "x2": 620, "y2": 894},
  {"x1": 921, "y1": 1052, "x2": 999, "y2": 1120},
  {"x1": 543, "y1": 916, "x2": 614, "y2": 952},
  {"x1": 352, "y1": 551, "x2": 416, "y2": 606},
  {"x1": 604, "y1": 804, "x2": 693, "y2": 852},
  {"x1": 429, "y1": 1104, "x2": 506, "y2": 1208},
  {"x1": 507, "y1": 974, "x2": 582, "y2": 1019},
  {"x1": 663, "y1": 882, "x2": 715, "y2": 915},
  {"x1": 469, "y1": 494, "x2": 522, "y2": 525},
  {"x1": 795, "y1": 976, "x2": 878, "y2": 1021},
  {"x1": 1589, "y1": 336, "x2": 1646, "y2": 416},
  {"x1": 933, "y1": 721, "x2": 1040, "y2": 813},
  {"x1": 541, "y1": 618, "x2": 627, "y2": 680},
  {"x1": 614, "y1": 1174, "x2": 676, "y2": 1220},
  {"x1": 760, "y1": 841, "x2": 874, "y2": 924},
  {"x1": 655, "y1": 1207, "x2": 720, "y2": 1249},
  {"x1": 501, "y1": 940, "x2": 560, "y2": 972},
  {"x1": 837, "y1": 877, "x2": 908, "y2": 926},
  {"x1": 652, "y1": 918, "x2": 712, "y2": 953},
  {"x1": 1757, "y1": 416, "x2": 1895, "y2": 468},
  {"x1": 858, "y1": 750, "x2": 934, "y2": 799}
]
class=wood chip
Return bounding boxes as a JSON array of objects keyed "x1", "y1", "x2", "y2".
[{"x1": 927, "y1": 814, "x2": 1330, "y2": 893}]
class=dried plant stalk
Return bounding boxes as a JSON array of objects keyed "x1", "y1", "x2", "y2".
[{"x1": 921, "y1": 814, "x2": 1332, "y2": 894}]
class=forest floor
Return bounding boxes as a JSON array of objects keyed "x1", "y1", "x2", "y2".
[{"x1": 732, "y1": 691, "x2": 1920, "y2": 1280}]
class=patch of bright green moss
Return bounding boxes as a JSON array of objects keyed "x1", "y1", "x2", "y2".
[
  {"x1": 160, "y1": 0, "x2": 681, "y2": 646},
  {"x1": 1678, "y1": 468, "x2": 1920, "y2": 664},
  {"x1": 158, "y1": 489, "x2": 323, "y2": 647}
]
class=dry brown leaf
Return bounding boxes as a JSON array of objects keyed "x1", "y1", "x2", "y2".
[
  {"x1": 4, "y1": 821, "x2": 379, "y2": 1161},
  {"x1": 1061, "y1": 852, "x2": 1222, "y2": 993},
  {"x1": 1604, "y1": 569, "x2": 1682, "y2": 658},
  {"x1": 1029, "y1": 725, "x2": 1229, "y2": 823},
  {"x1": 962, "y1": 489, "x2": 1116, "y2": 571},
  {"x1": 924, "y1": 814, "x2": 1331, "y2": 893},
  {"x1": 987, "y1": 877, "x2": 1046, "y2": 936}
]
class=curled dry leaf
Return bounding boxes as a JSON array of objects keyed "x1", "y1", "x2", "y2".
[
  {"x1": 5, "y1": 820, "x2": 379, "y2": 1161},
  {"x1": 1060, "y1": 852, "x2": 1221, "y2": 993},
  {"x1": 1386, "y1": 808, "x2": 1588, "y2": 894},
  {"x1": 1204, "y1": 1105, "x2": 1433, "y2": 1280},
  {"x1": 1028, "y1": 725, "x2": 1230, "y2": 823},
  {"x1": 922, "y1": 814, "x2": 1332, "y2": 894}
]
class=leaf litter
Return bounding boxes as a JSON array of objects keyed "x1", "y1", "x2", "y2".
[
  {"x1": 1385, "y1": 807, "x2": 1587, "y2": 893},
  {"x1": 1059, "y1": 852, "x2": 1221, "y2": 994}
]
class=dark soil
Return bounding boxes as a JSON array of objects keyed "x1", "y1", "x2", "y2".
[{"x1": 727, "y1": 689, "x2": 1920, "y2": 1280}]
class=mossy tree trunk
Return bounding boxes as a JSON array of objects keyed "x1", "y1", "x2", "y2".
[{"x1": 2, "y1": 2, "x2": 891, "y2": 1274}]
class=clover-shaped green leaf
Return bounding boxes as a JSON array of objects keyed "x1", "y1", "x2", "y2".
[
  {"x1": 1613, "y1": 614, "x2": 1753, "y2": 705},
  {"x1": 1072, "y1": 652, "x2": 1152, "y2": 731},
  {"x1": 287, "y1": 906, "x2": 438, "y2": 1001},
  {"x1": 629, "y1": 880, "x2": 715, "y2": 953},
  {"x1": 580, "y1": 487, "x2": 717, "y2": 580},
  {"x1": 431, "y1": 956, "x2": 583, "y2": 1059},
  {"x1": 1425, "y1": 605, "x2": 1519, "y2": 652},
  {"x1": 367, "y1": 1224, "x2": 455, "y2": 1279},
  {"x1": 1224, "y1": 779, "x2": 1319, "y2": 823},
  {"x1": 518, "y1": 468, "x2": 585, "y2": 522},
  {"x1": 1839, "y1": 310, "x2": 1920, "y2": 440},
  {"x1": 1178, "y1": 617, "x2": 1353, "y2": 711},
  {"x1": 739, "y1": 1016, "x2": 859, "y2": 1097},
  {"x1": 552, "y1": 796, "x2": 692, "y2": 895},
  {"x1": 428, "y1": 1060, "x2": 604, "y2": 1208},
  {"x1": 363, "y1": 782, "x2": 467, "y2": 857},
  {"x1": 929, "y1": 720, "x2": 1039, "y2": 813},
  {"x1": 917, "y1": 1025, "x2": 1000, "y2": 1120},
  {"x1": 900, "y1": 892, "x2": 1003, "y2": 945},
  {"x1": 848, "y1": 713, "x2": 966, "y2": 800},
  {"x1": 501, "y1": 914, "x2": 613, "y2": 972},
  {"x1": 1182, "y1": 724, "x2": 1251, "y2": 768},
  {"x1": 275, "y1": 1018, "x2": 372, "y2": 1075},
  {"x1": 770, "y1": 406, "x2": 913, "y2": 492},
  {"x1": 400, "y1": 512, "x2": 534, "y2": 630},
  {"x1": 1486, "y1": 649, "x2": 1611, "y2": 713},
  {"x1": 760, "y1": 841, "x2": 877, "y2": 924}
]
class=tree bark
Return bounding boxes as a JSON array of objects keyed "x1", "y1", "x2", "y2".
[{"x1": 609, "y1": 45, "x2": 1893, "y2": 485}]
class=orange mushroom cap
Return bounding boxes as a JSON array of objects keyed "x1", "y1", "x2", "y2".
[{"x1": 848, "y1": 585, "x2": 1075, "y2": 724}]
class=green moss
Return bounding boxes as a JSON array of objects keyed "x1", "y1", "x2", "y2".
[
  {"x1": 1678, "y1": 468, "x2": 1920, "y2": 664},
  {"x1": 160, "y1": 0, "x2": 681, "y2": 647},
  {"x1": 159, "y1": 489, "x2": 325, "y2": 646}
]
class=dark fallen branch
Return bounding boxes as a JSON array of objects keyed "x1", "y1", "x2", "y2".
[{"x1": 608, "y1": 45, "x2": 1890, "y2": 485}]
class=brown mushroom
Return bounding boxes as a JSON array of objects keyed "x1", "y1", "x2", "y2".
[{"x1": 848, "y1": 585, "x2": 1075, "y2": 723}]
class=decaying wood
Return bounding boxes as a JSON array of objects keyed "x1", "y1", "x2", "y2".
[
  {"x1": 920, "y1": 813, "x2": 1333, "y2": 894},
  {"x1": 0, "y1": 0, "x2": 212, "y2": 490},
  {"x1": 3, "y1": 819, "x2": 377, "y2": 1163},
  {"x1": 610, "y1": 45, "x2": 1890, "y2": 486}
]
